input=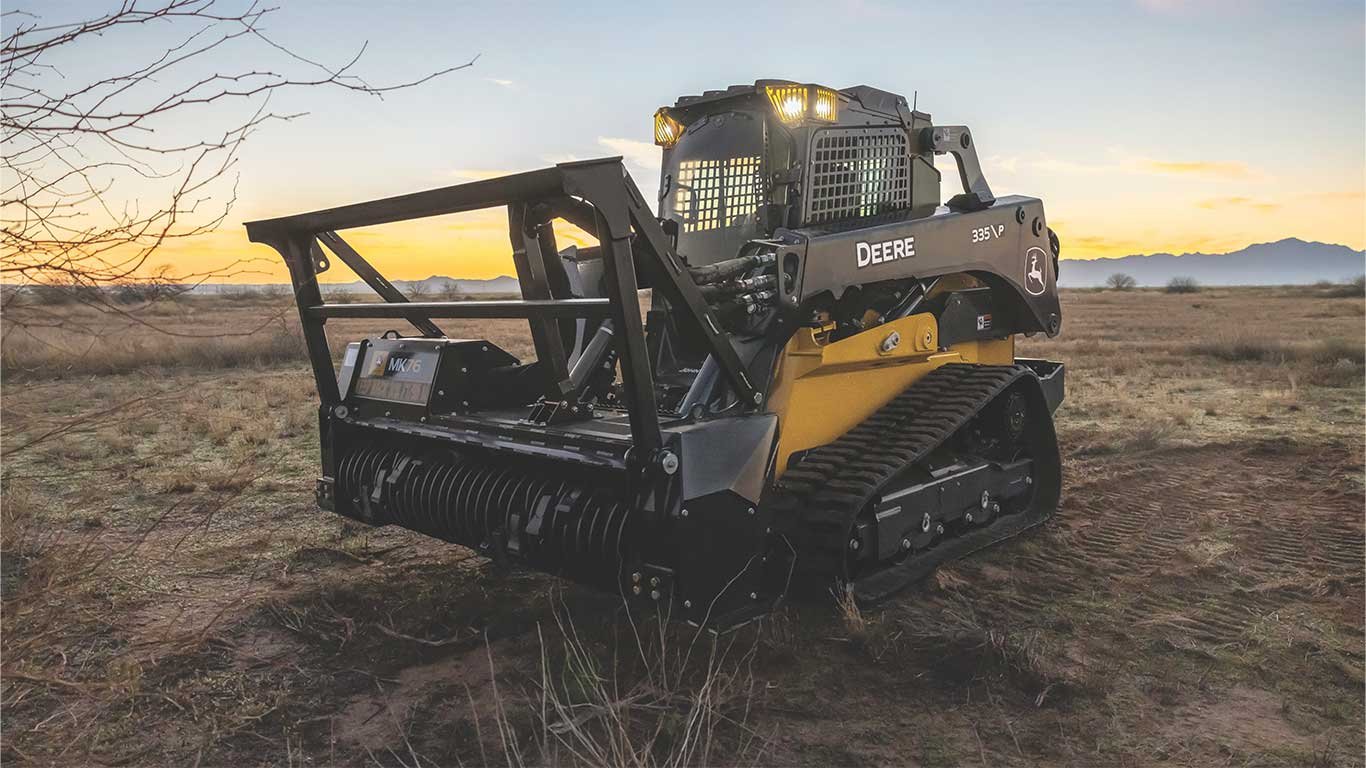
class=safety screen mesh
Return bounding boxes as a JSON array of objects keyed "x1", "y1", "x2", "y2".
[
  {"x1": 805, "y1": 128, "x2": 911, "y2": 224},
  {"x1": 673, "y1": 156, "x2": 762, "y2": 233}
]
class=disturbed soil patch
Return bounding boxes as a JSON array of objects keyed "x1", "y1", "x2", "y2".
[{"x1": 748, "y1": 439, "x2": 1363, "y2": 766}]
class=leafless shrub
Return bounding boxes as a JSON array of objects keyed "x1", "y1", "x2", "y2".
[
  {"x1": 220, "y1": 284, "x2": 290, "y2": 302},
  {"x1": 1105, "y1": 273, "x2": 1137, "y2": 291},
  {"x1": 222, "y1": 285, "x2": 267, "y2": 301},
  {"x1": 1166, "y1": 276, "x2": 1201, "y2": 294},
  {"x1": 110, "y1": 268, "x2": 191, "y2": 304},
  {"x1": 324, "y1": 288, "x2": 361, "y2": 304},
  {"x1": 20, "y1": 280, "x2": 105, "y2": 306},
  {"x1": 440, "y1": 283, "x2": 472, "y2": 301},
  {"x1": 1320, "y1": 275, "x2": 1366, "y2": 298}
]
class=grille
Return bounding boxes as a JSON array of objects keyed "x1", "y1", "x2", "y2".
[
  {"x1": 673, "y1": 156, "x2": 762, "y2": 233},
  {"x1": 805, "y1": 128, "x2": 911, "y2": 224}
]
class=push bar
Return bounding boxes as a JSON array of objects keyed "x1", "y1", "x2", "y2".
[
  {"x1": 307, "y1": 298, "x2": 611, "y2": 320},
  {"x1": 245, "y1": 158, "x2": 759, "y2": 459}
]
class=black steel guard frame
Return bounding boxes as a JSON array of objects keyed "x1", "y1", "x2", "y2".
[{"x1": 245, "y1": 158, "x2": 758, "y2": 462}]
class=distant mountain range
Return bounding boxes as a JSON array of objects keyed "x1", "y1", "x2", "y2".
[
  {"x1": 186, "y1": 238, "x2": 1362, "y2": 294},
  {"x1": 1058, "y1": 238, "x2": 1364, "y2": 288},
  {"x1": 359, "y1": 275, "x2": 520, "y2": 296},
  {"x1": 193, "y1": 275, "x2": 519, "y2": 295}
]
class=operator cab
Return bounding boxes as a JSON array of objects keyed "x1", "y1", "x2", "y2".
[{"x1": 655, "y1": 80, "x2": 941, "y2": 269}]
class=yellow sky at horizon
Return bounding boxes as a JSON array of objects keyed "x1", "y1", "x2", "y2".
[
  {"x1": 133, "y1": 139, "x2": 1365, "y2": 285},
  {"x1": 146, "y1": 187, "x2": 1364, "y2": 285}
]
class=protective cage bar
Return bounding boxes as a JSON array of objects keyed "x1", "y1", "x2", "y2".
[{"x1": 245, "y1": 157, "x2": 757, "y2": 458}]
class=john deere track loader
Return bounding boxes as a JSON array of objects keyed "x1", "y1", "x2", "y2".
[{"x1": 247, "y1": 80, "x2": 1064, "y2": 628}]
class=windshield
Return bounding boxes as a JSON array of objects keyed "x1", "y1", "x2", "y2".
[{"x1": 659, "y1": 111, "x2": 766, "y2": 265}]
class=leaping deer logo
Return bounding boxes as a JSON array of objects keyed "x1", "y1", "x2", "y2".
[{"x1": 1024, "y1": 247, "x2": 1048, "y2": 296}]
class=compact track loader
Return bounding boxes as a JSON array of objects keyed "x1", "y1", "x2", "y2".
[{"x1": 247, "y1": 80, "x2": 1064, "y2": 628}]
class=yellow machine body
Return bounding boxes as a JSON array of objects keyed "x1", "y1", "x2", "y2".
[{"x1": 767, "y1": 311, "x2": 1014, "y2": 479}]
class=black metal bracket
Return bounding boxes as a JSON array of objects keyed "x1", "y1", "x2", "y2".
[
  {"x1": 315, "y1": 231, "x2": 444, "y2": 338},
  {"x1": 920, "y1": 125, "x2": 995, "y2": 212},
  {"x1": 508, "y1": 202, "x2": 571, "y2": 392}
]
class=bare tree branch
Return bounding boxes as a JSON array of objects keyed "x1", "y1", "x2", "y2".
[{"x1": 1, "y1": 0, "x2": 474, "y2": 330}]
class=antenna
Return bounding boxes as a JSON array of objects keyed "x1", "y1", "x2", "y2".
[{"x1": 912, "y1": 90, "x2": 918, "y2": 111}]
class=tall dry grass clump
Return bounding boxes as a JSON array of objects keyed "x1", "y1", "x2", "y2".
[
  {"x1": 1189, "y1": 336, "x2": 1364, "y2": 387},
  {"x1": 486, "y1": 599, "x2": 771, "y2": 768},
  {"x1": 1, "y1": 322, "x2": 307, "y2": 379}
]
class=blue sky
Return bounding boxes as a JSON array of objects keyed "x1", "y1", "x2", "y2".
[{"x1": 10, "y1": 0, "x2": 1365, "y2": 279}]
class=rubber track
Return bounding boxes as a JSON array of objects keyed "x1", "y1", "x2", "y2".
[{"x1": 770, "y1": 363, "x2": 1037, "y2": 584}]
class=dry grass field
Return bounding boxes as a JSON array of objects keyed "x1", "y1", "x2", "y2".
[{"x1": 2, "y1": 285, "x2": 1362, "y2": 767}]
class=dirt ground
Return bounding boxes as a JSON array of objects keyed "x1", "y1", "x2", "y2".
[{"x1": 2, "y1": 286, "x2": 1363, "y2": 767}]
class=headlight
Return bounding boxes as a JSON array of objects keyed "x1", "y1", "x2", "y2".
[
  {"x1": 811, "y1": 87, "x2": 839, "y2": 123},
  {"x1": 653, "y1": 109, "x2": 685, "y2": 147},
  {"x1": 765, "y1": 84, "x2": 840, "y2": 126},
  {"x1": 765, "y1": 85, "x2": 807, "y2": 125}
]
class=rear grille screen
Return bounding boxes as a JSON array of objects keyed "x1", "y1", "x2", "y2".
[
  {"x1": 673, "y1": 156, "x2": 762, "y2": 233},
  {"x1": 805, "y1": 128, "x2": 911, "y2": 224}
]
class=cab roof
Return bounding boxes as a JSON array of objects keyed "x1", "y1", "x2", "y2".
[{"x1": 671, "y1": 79, "x2": 916, "y2": 119}]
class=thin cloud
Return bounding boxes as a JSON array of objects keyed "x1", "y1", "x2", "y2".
[
  {"x1": 1025, "y1": 156, "x2": 1121, "y2": 176},
  {"x1": 484, "y1": 77, "x2": 515, "y2": 88},
  {"x1": 1196, "y1": 196, "x2": 1279, "y2": 212},
  {"x1": 984, "y1": 154, "x2": 1019, "y2": 174},
  {"x1": 448, "y1": 168, "x2": 518, "y2": 181},
  {"x1": 1054, "y1": 229, "x2": 1239, "y2": 258},
  {"x1": 1143, "y1": 160, "x2": 1253, "y2": 179},
  {"x1": 1018, "y1": 151, "x2": 1262, "y2": 180},
  {"x1": 547, "y1": 139, "x2": 661, "y2": 174},
  {"x1": 595, "y1": 137, "x2": 662, "y2": 210},
  {"x1": 1059, "y1": 233, "x2": 1149, "y2": 254},
  {"x1": 541, "y1": 153, "x2": 582, "y2": 165},
  {"x1": 840, "y1": 0, "x2": 913, "y2": 18},
  {"x1": 597, "y1": 137, "x2": 660, "y2": 171},
  {"x1": 1302, "y1": 189, "x2": 1366, "y2": 202},
  {"x1": 1136, "y1": 0, "x2": 1239, "y2": 13},
  {"x1": 1136, "y1": 0, "x2": 1187, "y2": 11}
]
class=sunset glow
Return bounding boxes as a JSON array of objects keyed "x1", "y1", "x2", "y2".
[{"x1": 17, "y1": 0, "x2": 1361, "y2": 284}]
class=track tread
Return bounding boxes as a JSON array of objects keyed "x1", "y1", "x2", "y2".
[{"x1": 770, "y1": 363, "x2": 1055, "y2": 598}]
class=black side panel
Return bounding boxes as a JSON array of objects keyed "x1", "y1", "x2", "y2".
[
  {"x1": 933, "y1": 288, "x2": 1010, "y2": 346},
  {"x1": 675, "y1": 413, "x2": 777, "y2": 504},
  {"x1": 784, "y1": 194, "x2": 1063, "y2": 337},
  {"x1": 1018, "y1": 358, "x2": 1065, "y2": 413}
]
